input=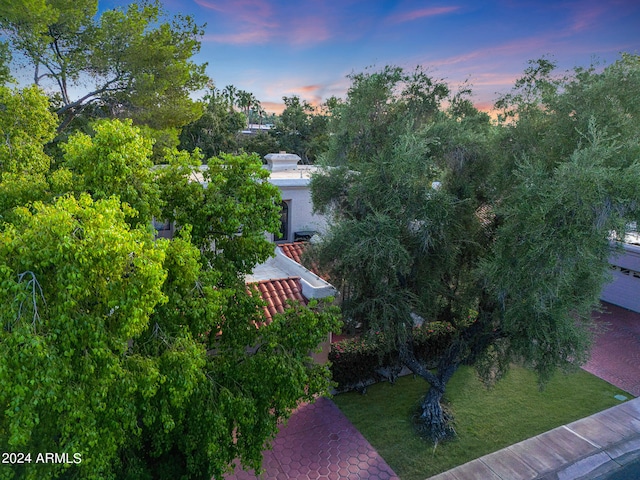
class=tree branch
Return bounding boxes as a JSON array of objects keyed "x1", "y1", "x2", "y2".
[
  {"x1": 55, "y1": 77, "x2": 123, "y2": 116},
  {"x1": 15, "y1": 271, "x2": 46, "y2": 330},
  {"x1": 399, "y1": 342, "x2": 442, "y2": 390}
]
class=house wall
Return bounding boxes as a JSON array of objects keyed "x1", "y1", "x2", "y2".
[
  {"x1": 601, "y1": 243, "x2": 640, "y2": 312},
  {"x1": 277, "y1": 185, "x2": 327, "y2": 242},
  {"x1": 264, "y1": 153, "x2": 327, "y2": 243}
]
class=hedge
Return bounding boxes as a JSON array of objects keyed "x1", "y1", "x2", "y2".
[{"x1": 329, "y1": 322, "x2": 455, "y2": 392}]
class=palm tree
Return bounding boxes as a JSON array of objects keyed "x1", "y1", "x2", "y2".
[
  {"x1": 222, "y1": 85, "x2": 238, "y2": 112},
  {"x1": 237, "y1": 90, "x2": 259, "y2": 129}
]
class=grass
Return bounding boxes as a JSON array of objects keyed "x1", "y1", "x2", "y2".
[{"x1": 332, "y1": 365, "x2": 631, "y2": 479}]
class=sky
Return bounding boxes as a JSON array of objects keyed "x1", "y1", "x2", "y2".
[{"x1": 104, "y1": 0, "x2": 640, "y2": 113}]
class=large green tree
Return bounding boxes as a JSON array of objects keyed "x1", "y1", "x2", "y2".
[
  {"x1": 0, "y1": 86, "x2": 340, "y2": 479},
  {"x1": 0, "y1": 85, "x2": 59, "y2": 220},
  {"x1": 60, "y1": 118, "x2": 161, "y2": 227},
  {"x1": 0, "y1": 0, "x2": 207, "y2": 143},
  {"x1": 271, "y1": 95, "x2": 330, "y2": 164},
  {"x1": 178, "y1": 85, "x2": 246, "y2": 159},
  {"x1": 311, "y1": 57, "x2": 640, "y2": 442}
]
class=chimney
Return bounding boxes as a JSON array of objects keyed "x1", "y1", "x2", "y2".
[{"x1": 264, "y1": 152, "x2": 301, "y2": 172}]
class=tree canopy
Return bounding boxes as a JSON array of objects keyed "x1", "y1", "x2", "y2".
[
  {"x1": 0, "y1": 84, "x2": 340, "y2": 479},
  {"x1": 311, "y1": 56, "x2": 640, "y2": 442},
  {"x1": 271, "y1": 95, "x2": 331, "y2": 164},
  {"x1": 178, "y1": 85, "x2": 246, "y2": 159},
  {"x1": 0, "y1": 0, "x2": 207, "y2": 147}
]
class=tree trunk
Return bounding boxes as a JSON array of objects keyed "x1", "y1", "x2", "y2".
[
  {"x1": 400, "y1": 342, "x2": 459, "y2": 443},
  {"x1": 415, "y1": 382, "x2": 456, "y2": 443}
]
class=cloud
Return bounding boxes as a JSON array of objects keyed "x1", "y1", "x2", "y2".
[
  {"x1": 202, "y1": 31, "x2": 273, "y2": 45},
  {"x1": 196, "y1": 0, "x2": 370, "y2": 47},
  {"x1": 192, "y1": 0, "x2": 224, "y2": 13},
  {"x1": 296, "y1": 85, "x2": 323, "y2": 94},
  {"x1": 420, "y1": 36, "x2": 551, "y2": 74},
  {"x1": 467, "y1": 72, "x2": 520, "y2": 87},
  {"x1": 259, "y1": 73, "x2": 352, "y2": 110},
  {"x1": 194, "y1": 0, "x2": 276, "y2": 27},
  {"x1": 569, "y1": 7, "x2": 602, "y2": 33},
  {"x1": 287, "y1": 84, "x2": 325, "y2": 106},
  {"x1": 261, "y1": 101, "x2": 286, "y2": 114},
  {"x1": 560, "y1": 0, "x2": 620, "y2": 35},
  {"x1": 388, "y1": 6, "x2": 460, "y2": 24},
  {"x1": 552, "y1": 1, "x2": 637, "y2": 39},
  {"x1": 288, "y1": 17, "x2": 333, "y2": 45},
  {"x1": 195, "y1": 0, "x2": 279, "y2": 45},
  {"x1": 265, "y1": 82, "x2": 325, "y2": 106}
]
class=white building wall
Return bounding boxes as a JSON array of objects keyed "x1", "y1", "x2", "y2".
[
  {"x1": 278, "y1": 185, "x2": 327, "y2": 242},
  {"x1": 601, "y1": 243, "x2": 640, "y2": 312},
  {"x1": 264, "y1": 153, "x2": 328, "y2": 243}
]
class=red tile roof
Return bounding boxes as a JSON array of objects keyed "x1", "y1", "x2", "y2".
[
  {"x1": 279, "y1": 242, "x2": 306, "y2": 264},
  {"x1": 250, "y1": 277, "x2": 307, "y2": 326}
]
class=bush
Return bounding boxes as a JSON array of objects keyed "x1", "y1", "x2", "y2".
[{"x1": 329, "y1": 323, "x2": 455, "y2": 391}]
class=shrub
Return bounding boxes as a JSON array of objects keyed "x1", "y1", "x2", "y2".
[{"x1": 329, "y1": 323, "x2": 455, "y2": 391}]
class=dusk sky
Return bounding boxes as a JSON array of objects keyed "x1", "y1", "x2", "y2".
[{"x1": 108, "y1": 1, "x2": 639, "y2": 113}]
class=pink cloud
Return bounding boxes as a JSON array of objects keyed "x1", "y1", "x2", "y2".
[
  {"x1": 388, "y1": 6, "x2": 460, "y2": 24},
  {"x1": 289, "y1": 17, "x2": 333, "y2": 45},
  {"x1": 285, "y1": 84, "x2": 325, "y2": 106},
  {"x1": 570, "y1": 8, "x2": 602, "y2": 33},
  {"x1": 562, "y1": 1, "x2": 625, "y2": 35},
  {"x1": 553, "y1": 1, "x2": 635, "y2": 39},
  {"x1": 296, "y1": 85, "x2": 323, "y2": 94},
  {"x1": 196, "y1": 0, "x2": 365, "y2": 47},
  {"x1": 195, "y1": 0, "x2": 279, "y2": 44},
  {"x1": 423, "y1": 36, "x2": 551, "y2": 72},
  {"x1": 261, "y1": 101, "x2": 286, "y2": 114},
  {"x1": 428, "y1": 50, "x2": 484, "y2": 68},
  {"x1": 467, "y1": 73, "x2": 520, "y2": 87},
  {"x1": 202, "y1": 30, "x2": 273, "y2": 45},
  {"x1": 260, "y1": 74, "x2": 352, "y2": 109},
  {"x1": 192, "y1": 0, "x2": 224, "y2": 13}
]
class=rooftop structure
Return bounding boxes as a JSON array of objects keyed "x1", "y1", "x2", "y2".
[{"x1": 246, "y1": 245, "x2": 335, "y2": 301}]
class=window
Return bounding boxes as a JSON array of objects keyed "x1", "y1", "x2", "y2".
[
  {"x1": 153, "y1": 219, "x2": 172, "y2": 231},
  {"x1": 278, "y1": 201, "x2": 290, "y2": 242},
  {"x1": 152, "y1": 218, "x2": 174, "y2": 239}
]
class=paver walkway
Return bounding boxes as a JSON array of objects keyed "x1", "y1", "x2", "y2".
[
  {"x1": 224, "y1": 396, "x2": 399, "y2": 480},
  {"x1": 583, "y1": 303, "x2": 640, "y2": 397}
]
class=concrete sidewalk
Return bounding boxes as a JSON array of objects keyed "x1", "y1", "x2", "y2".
[{"x1": 427, "y1": 397, "x2": 640, "y2": 480}]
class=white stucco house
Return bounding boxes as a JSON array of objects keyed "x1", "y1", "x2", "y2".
[
  {"x1": 241, "y1": 152, "x2": 336, "y2": 363},
  {"x1": 157, "y1": 151, "x2": 640, "y2": 321},
  {"x1": 263, "y1": 152, "x2": 327, "y2": 243},
  {"x1": 155, "y1": 151, "x2": 337, "y2": 361}
]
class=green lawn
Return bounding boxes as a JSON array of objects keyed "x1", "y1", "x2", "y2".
[{"x1": 332, "y1": 366, "x2": 631, "y2": 479}]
